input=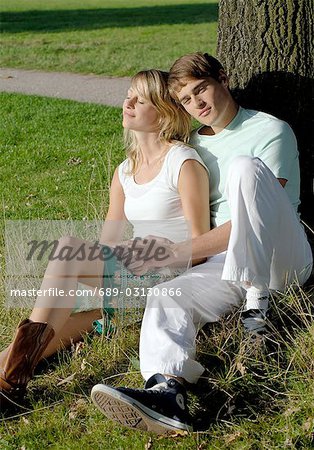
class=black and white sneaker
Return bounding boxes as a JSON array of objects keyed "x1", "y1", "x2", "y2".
[{"x1": 91, "y1": 373, "x2": 192, "y2": 434}]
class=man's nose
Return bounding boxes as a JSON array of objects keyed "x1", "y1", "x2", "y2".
[{"x1": 194, "y1": 95, "x2": 206, "y2": 108}]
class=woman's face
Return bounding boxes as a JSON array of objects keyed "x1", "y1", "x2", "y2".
[{"x1": 122, "y1": 87, "x2": 159, "y2": 133}]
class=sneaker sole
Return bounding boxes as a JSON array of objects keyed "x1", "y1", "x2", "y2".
[{"x1": 91, "y1": 384, "x2": 192, "y2": 435}]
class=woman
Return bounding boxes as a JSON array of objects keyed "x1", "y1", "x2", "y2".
[{"x1": 0, "y1": 70, "x2": 210, "y2": 409}]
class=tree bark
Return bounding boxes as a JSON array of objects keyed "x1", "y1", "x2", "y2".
[{"x1": 216, "y1": 0, "x2": 314, "y2": 228}]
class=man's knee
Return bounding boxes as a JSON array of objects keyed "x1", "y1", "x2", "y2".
[
  {"x1": 226, "y1": 156, "x2": 263, "y2": 195},
  {"x1": 228, "y1": 155, "x2": 260, "y2": 180}
]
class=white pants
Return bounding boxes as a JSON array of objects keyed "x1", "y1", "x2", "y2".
[{"x1": 140, "y1": 156, "x2": 313, "y2": 384}]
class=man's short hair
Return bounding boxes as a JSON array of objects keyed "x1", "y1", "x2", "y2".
[{"x1": 168, "y1": 52, "x2": 225, "y2": 99}]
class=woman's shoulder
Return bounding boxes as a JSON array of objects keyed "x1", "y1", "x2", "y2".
[
  {"x1": 167, "y1": 142, "x2": 201, "y2": 160},
  {"x1": 164, "y1": 142, "x2": 208, "y2": 189},
  {"x1": 166, "y1": 142, "x2": 207, "y2": 169},
  {"x1": 118, "y1": 158, "x2": 132, "y2": 183}
]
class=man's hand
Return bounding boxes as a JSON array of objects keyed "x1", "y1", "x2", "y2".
[{"x1": 113, "y1": 236, "x2": 177, "y2": 276}]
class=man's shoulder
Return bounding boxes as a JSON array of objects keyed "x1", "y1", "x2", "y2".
[
  {"x1": 241, "y1": 109, "x2": 298, "y2": 155},
  {"x1": 241, "y1": 108, "x2": 292, "y2": 134}
]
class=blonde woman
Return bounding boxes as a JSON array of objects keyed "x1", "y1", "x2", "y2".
[{"x1": 0, "y1": 70, "x2": 210, "y2": 410}]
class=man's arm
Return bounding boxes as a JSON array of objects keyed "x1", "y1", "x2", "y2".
[
  {"x1": 173, "y1": 220, "x2": 231, "y2": 261},
  {"x1": 127, "y1": 177, "x2": 286, "y2": 272},
  {"x1": 175, "y1": 177, "x2": 286, "y2": 261},
  {"x1": 278, "y1": 178, "x2": 287, "y2": 188}
]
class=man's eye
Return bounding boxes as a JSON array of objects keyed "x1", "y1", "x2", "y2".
[
  {"x1": 182, "y1": 98, "x2": 190, "y2": 105},
  {"x1": 199, "y1": 87, "x2": 206, "y2": 93}
]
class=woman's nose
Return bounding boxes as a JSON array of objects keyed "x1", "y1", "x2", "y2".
[{"x1": 124, "y1": 97, "x2": 135, "y2": 108}]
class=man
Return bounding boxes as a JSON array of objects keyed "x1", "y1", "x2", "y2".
[{"x1": 91, "y1": 53, "x2": 313, "y2": 434}]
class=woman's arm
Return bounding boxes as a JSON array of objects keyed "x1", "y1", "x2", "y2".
[
  {"x1": 177, "y1": 159, "x2": 210, "y2": 265},
  {"x1": 99, "y1": 167, "x2": 127, "y2": 245}
]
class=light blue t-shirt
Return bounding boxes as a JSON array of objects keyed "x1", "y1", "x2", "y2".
[{"x1": 189, "y1": 107, "x2": 300, "y2": 227}]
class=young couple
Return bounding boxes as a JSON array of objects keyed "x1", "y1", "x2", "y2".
[{"x1": 1, "y1": 54, "x2": 312, "y2": 435}]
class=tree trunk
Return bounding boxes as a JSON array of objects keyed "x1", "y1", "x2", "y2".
[{"x1": 216, "y1": 0, "x2": 314, "y2": 228}]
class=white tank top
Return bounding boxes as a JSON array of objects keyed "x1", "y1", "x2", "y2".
[{"x1": 118, "y1": 144, "x2": 208, "y2": 242}]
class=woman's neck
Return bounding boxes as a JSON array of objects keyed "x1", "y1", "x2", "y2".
[{"x1": 136, "y1": 132, "x2": 171, "y2": 165}]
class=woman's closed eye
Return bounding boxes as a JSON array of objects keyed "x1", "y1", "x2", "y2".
[{"x1": 125, "y1": 96, "x2": 144, "y2": 104}]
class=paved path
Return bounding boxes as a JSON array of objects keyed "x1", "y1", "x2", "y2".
[{"x1": 0, "y1": 68, "x2": 131, "y2": 107}]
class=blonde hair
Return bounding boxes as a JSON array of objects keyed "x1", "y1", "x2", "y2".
[{"x1": 124, "y1": 70, "x2": 191, "y2": 174}]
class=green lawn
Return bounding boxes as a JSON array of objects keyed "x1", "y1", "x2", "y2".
[
  {"x1": 0, "y1": 93, "x2": 313, "y2": 449},
  {"x1": 0, "y1": 0, "x2": 218, "y2": 76},
  {"x1": 0, "y1": 93, "x2": 124, "y2": 220}
]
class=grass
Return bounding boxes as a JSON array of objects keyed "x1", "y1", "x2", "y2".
[
  {"x1": 0, "y1": 92, "x2": 124, "y2": 220},
  {"x1": 0, "y1": 0, "x2": 218, "y2": 76},
  {"x1": 0, "y1": 93, "x2": 314, "y2": 449}
]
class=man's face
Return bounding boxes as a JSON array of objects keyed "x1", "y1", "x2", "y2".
[{"x1": 176, "y1": 74, "x2": 235, "y2": 132}]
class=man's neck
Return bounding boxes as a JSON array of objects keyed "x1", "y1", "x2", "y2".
[{"x1": 199, "y1": 102, "x2": 239, "y2": 136}]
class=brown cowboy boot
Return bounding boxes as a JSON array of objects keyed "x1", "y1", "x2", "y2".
[
  {"x1": 0, "y1": 346, "x2": 11, "y2": 369},
  {"x1": 0, "y1": 319, "x2": 55, "y2": 410}
]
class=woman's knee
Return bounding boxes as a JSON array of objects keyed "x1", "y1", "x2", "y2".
[
  {"x1": 44, "y1": 236, "x2": 91, "y2": 275},
  {"x1": 56, "y1": 235, "x2": 84, "y2": 252},
  {"x1": 50, "y1": 236, "x2": 95, "y2": 264}
]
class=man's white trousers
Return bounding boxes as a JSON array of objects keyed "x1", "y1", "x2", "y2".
[{"x1": 139, "y1": 156, "x2": 313, "y2": 383}]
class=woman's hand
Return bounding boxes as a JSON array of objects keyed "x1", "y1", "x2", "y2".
[{"x1": 114, "y1": 235, "x2": 178, "y2": 275}]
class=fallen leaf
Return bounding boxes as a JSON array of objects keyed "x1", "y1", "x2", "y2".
[
  {"x1": 225, "y1": 431, "x2": 241, "y2": 444},
  {"x1": 81, "y1": 359, "x2": 87, "y2": 371},
  {"x1": 284, "y1": 407, "x2": 301, "y2": 417},
  {"x1": 167, "y1": 430, "x2": 189, "y2": 438},
  {"x1": 144, "y1": 437, "x2": 153, "y2": 449},
  {"x1": 303, "y1": 417, "x2": 314, "y2": 431},
  {"x1": 197, "y1": 442, "x2": 210, "y2": 450},
  {"x1": 76, "y1": 399, "x2": 86, "y2": 408},
  {"x1": 67, "y1": 157, "x2": 82, "y2": 166},
  {"x1": 74, "y1": 341, "x2": 85, "y2": 356},
  {"x1": 284, "y1": 438, "x2": 293, "y2": 446},
  {"x1": 57, "y1": 373, "x2": 76, "y2": 386},
  {"x1": 236, "y1": 360, "x2": 246, "y2": 375}
]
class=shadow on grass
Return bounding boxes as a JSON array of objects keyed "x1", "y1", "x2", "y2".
[{"x1": 2, "y1": 3, "x2": 218, "y2": 33}]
